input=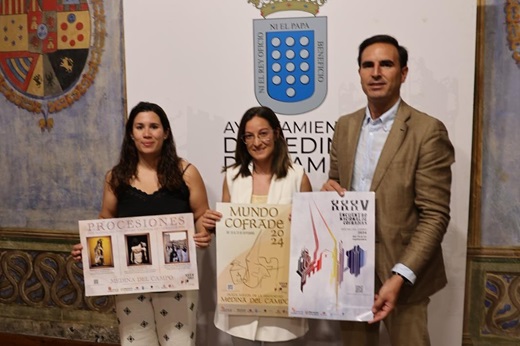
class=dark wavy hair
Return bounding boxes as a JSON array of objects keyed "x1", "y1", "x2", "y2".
[
  {"x1": 357, "y1": 34, "x2": 408, "y2": 68},
  {"x1": 228, "y1": 106, "x2": 292, "y2": 180},
  {"x1": 109, "y1": 101, "x2": 184, "y2": 196}
]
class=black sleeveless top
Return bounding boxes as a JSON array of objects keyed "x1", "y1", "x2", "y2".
[{"x1": 116, "y1": 181, "x2": 191, "y2": 218}]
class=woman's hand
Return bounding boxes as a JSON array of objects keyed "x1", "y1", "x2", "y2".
[
  {"x1": 71, "y1": 243, "x2": 83, "y2": 262},
  {"x1": 201, "y1": 209, "x2": 223, "y2": 233},
  {"x1": 193, "y1": 229, "x2": 212, "y2": 248}
]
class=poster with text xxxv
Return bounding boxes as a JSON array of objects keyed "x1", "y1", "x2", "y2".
[
  {"x1": 216, "y1": 203, "x2": 291, "y2": 317},
  {"x1": 289, "y1": 191, "x2": 375, "y2": 321},
  {"x1": 79, "y1": 213, "x2": 199, "y2": 297}
]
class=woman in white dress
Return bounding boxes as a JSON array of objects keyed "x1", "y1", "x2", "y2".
[{"x1": 202, "y1": 106, "x2": 312, "y2": 345}]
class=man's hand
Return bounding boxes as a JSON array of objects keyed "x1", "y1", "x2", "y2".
[
  {"x1": 369, "y1": 274, "x2": 405, "y2": 324},
  {"x1": 321, "y1": 179, "x2": 346, "y2": 196}
]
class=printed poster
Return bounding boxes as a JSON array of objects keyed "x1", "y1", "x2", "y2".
[
  {"x1": 288, "y1": 191, "x2": 375, "y2": 321},
  {"x1": 79, "y1": 213, "x2": 198, "y2": 297},
  {"x1": 216, "y1": 203, "x2": 291, "y2": 317}
]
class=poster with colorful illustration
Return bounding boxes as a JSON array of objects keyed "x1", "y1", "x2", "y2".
[
  {"x1": 216, "y1": 203, "x2": 291, "y2": 317},
  {"x1": 79, "y1": 213, "x2": 198, "y2": 297},
  {"x1": 288, "y1": 191, "x2": 375, "y2": 321}
]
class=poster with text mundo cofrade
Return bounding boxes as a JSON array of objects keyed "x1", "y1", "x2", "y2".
[
  {"x1": 216, "y1": 203, "x2": 291, "y2": 317},
  {"x1": 289, "y1": 191, "x2": 375, "y2": 321},
  {"x1": 79, "y1": 213, "x2": 199, "y2": 297}
]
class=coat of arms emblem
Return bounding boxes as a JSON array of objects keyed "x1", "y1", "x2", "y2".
[
  {"x1": 250, "y1": 0, "x2": 328, "y2": 115},
  {"x1": 0, "y1": 0, "x2": 105, "y2": 130}
]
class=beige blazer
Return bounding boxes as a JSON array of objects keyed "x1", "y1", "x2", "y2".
[{"x1": 329, "y1": 101, "x2": 455, "y2": 303}]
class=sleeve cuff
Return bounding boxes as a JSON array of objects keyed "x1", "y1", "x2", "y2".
[{"x1": 392, "y1": 263, "x2": 416, "y2": 285}]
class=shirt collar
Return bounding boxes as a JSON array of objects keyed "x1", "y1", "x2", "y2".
[{"x1": 363, "y1": 99, "x2": 401, "y2": 129}]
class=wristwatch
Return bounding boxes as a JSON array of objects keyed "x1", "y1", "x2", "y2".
[{"x1": 392, "y1": 271, "x2": 411, "y2": 285}]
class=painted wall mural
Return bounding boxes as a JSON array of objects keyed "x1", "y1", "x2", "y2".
[
  {"x1": 0, "y1": 0, "x2": 125, "y2": 232},
  {"x1": 464, "y1": 2, "x2": 520, "y2": 345},
  {"x1": 481, "y1": 0, "x2": 520, "y2": 246}
]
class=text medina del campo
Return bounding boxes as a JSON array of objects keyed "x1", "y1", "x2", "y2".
[{"x1": 220, "y1": 295, "x2": 288, "y2": 306}]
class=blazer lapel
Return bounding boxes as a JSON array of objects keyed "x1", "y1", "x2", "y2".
[
  {"x1": 370, "y1": 102, "x2": 410, "y2": 191},
  {"x1": 343, "y1": 109, "x2": 365, "y2": 189}
]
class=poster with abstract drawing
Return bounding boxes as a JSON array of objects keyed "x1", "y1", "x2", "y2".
[
  {"x1": 216, "y1": 203, "x2": 292, "y2": 317},
  {"x1": 288, "y1": 191, "x2": 375, "y2": 321}
]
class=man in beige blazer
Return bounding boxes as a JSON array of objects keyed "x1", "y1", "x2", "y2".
[{"x1": 322, "y1": 35, "x2": 454, "y2": 346}]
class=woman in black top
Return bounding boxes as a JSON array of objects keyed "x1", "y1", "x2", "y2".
[{"x1": 72, "y1": 101, "x2": 212, "y2": 346}]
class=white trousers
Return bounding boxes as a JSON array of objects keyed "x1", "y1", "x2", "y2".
[{"x1": 115, "y1": 290, "x2": 197, "y2": 346}]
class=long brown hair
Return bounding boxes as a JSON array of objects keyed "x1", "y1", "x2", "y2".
[{"x1": 109, "y1": 102, "x2": 184, "y2": 195}]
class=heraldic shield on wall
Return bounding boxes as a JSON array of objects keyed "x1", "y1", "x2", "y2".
[
  {"x1": 251, "y1": 0, "x2": 328, "y2": 115},
  {"x1": 0, "y1": 0, "x2": 124, "y2": 232},
  {"x1": 0, "y1": 0, "x2": 104, "y2": 130}
]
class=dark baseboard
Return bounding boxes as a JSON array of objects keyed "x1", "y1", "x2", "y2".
[{"x1": 0, "y1": 333, "x2": 116, "y2": 346}]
